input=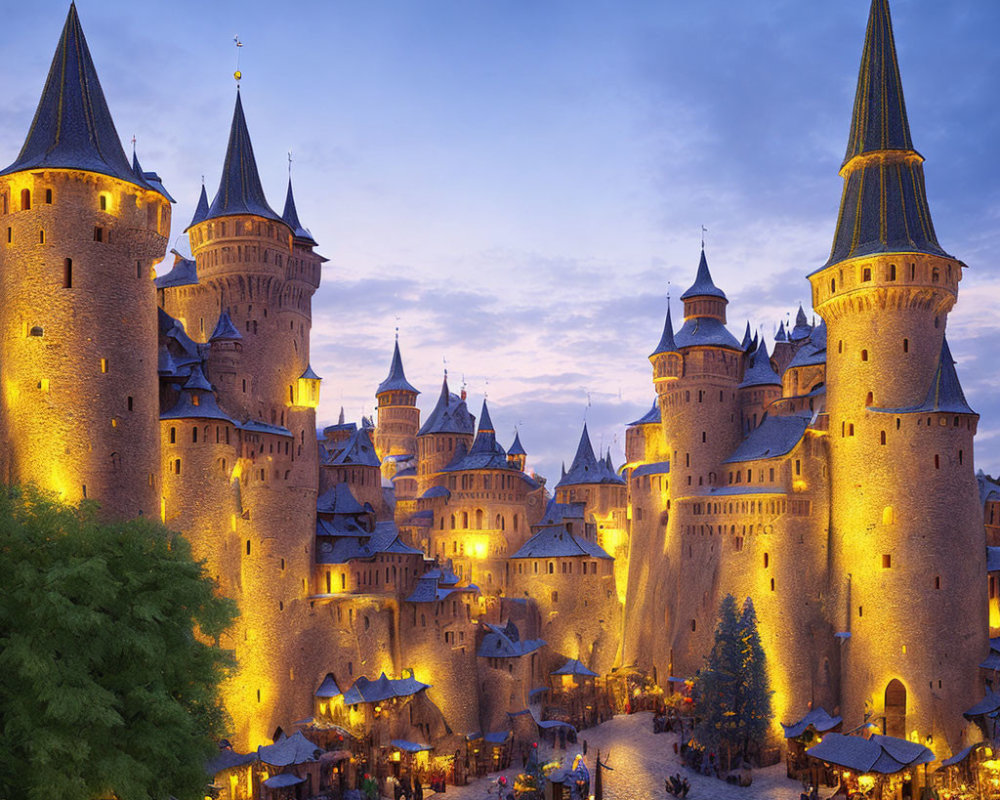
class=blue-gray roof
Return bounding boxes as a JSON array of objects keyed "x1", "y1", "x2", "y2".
[
  {"x1": 979, "y1": 471, "x2": 1000, "y2": 507},
  {"x1": 318, "y1": 483, "x2": 366, "y2": 516},
  {"x1": 160, "y1": 389, "x2": 235, "y2": 423},
  {"x1": 556, "y1": 424, "x2": 625, "y2": 488},
  {"x1": 257, "y1": 732, "x2": 321, "y2": 767},
  {"x1": 300, "y1": 365, "x2": 321, "y2": 381},
  {"x1": 650, "y1": 303, "x2": 678, "y2": 357},
  {"x1": 206, "y1": 749, "x2": 257, "y2": 776},
  {"x1": 775, "y1": 321, "x2": 788, "y2": 342},
  {"x1": 444, "y1": 400, "x2": 513, "y2": 472},
  {"x1": 282, "y1": 178, "x2": 317, "y2": 245},
  {"x1": 629, "y1": 400, "x2": 661, "y2": 427},
  {"x1": 723, "y1": 414, "x2": 810, "y2": 464},
  {"x1": 315, "y1": 674, "x2": 341, "y2": 698},
  {"x1": 805, "y1": 733, "x2": 934, "y2": 775},
  {"x1": 477, "y1": 621, "x2": 545, "y2": 659},
  {"x1": 190, "y1": 184, "x2": 210, "y2": 228},
  {"x1": 964, "y1": 689, "x2": 1000, "y2": 718},
  {"x1": 739, "y1": 340, "x2": 781, "y2": 388},
  {"x1": 511, "y1": 526, "x2": 612, "y2": 560},
  {"x1": 781, "y1": 707, "x2": 842, "y2": 739},
  {"x1": 873, "y1": 337, "x2": 974, "y2": 416},
  {"x1": 328, "y1": 427, "x2": 380, "y2": 468},
  {"x1": 552, "y1": 659, "x2": 598, "y2": 678},
  {"x1": 418, "y1": 377, "x2": 475, "y2": 436},
  {"x1": 210, "y1": 310, "x2": 242, "y2": 341},
  {"x1": 420, "y1": 486, "x2": 451, "y2": 499},
  {"x1": 680, "y1": 249, "x2": 727, "y2": 301},
  {"x1": 508, "y1": 431, "x2": 526, "y2": 456},
  {"x1": 154, "y1": 253, "x2": 199, "y2": 289},
  {"x1": 818, "y1": 0, "x2": 950, "y2": 269},
  {"x1": 203, "y1": 91, "x2": 283, "y2": 225},
  {"x1": 238, "y1": 420, "x2": 293, "y2": 438},
  {"x1": 183, "y1": 364, "x2": 213, "y2": 392},
  {"x1": 131, "y1": 149, "x2": 174, "y2": 202},
  {"x1": 342, "y1": 673, "x2": 429, "y2": 705},
  {"x1": 377, "y1": 340, "x2": 418, "y2": 396},
  {"x1": 787, "y1": 323, "x2": 827, "y2": 369},
  {"x1": 790, "y1": 306, "x2": 812, "y2": 341},
  {"x1": 741, "y1": 321, "x2": 753, "y2": 350},
  {"x1": 674, "y1": 316, "x2": 742, "y2": 350},
  {"x1": 405, "y1": 574, "x2": 478, "y2": 603},
  {"x1": 632, "y1": 461, "x2": 670, "y2": 478},
  {"x1": 0, "y1": 5, "x2": 159, "y2": 194},
  {"x1": 539, "y1": 499, "x2": 586, "y2": 525},
  {"x1": 987, "y1": 547, "x2": 1000, "y2": 574}
]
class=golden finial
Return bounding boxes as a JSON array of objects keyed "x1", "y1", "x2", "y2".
[{"x1": 233, "y1": 35, "x2": 244, "y2": 83}]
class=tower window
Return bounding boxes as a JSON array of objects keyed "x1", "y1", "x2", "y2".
[
  {"x1": 859, "y1": 605, "x2": 863, "y2": 617},
  {"x1": 127, "y1": 396, "x2": 133, "y2": 411},
  {"x1": 770, "y1": 578, "x2": 775, "y2": 592},
  {"x1": 29, "y1": 326, "x2": 43, "y2": 337},
  {"x1": 848, "y1": 423, "x2": 855, "y2": 437},
  {"x1": 173, "y1": 458, "x2": 181, "y2": 475},
  {"x1": 831, "y1": 278, "x2": 836, "y2": 293},
  {"x1": 934, "y1": 454, "x2": 940, "y2": 470},
  {"x1": 880, "y1": 431, "x2": 886, "y2": 445},
  {"x1": 38, "y1": 230, "x2": 44, "y2": 244},
  {"x1": 763, "y1": 552, "x2": 769, "y2": 568},
  {"x1": 861, "y1": 349, "x2": 868, "y2": 362},
  {"x1": 100, "y1": 358, "x2": 108, "y2": 373},
  {"x1": 931, "y1": 268, "x2": 940, "y2": 283},
  {"x1": 7, "y1": 227, "x2": 11, "y2": 243},
  {"x1": 45, "y1": 189, "x2": 52, "y2": 204},
  {"x1": 99, "y1": 195, "x2": 107, "y2": 211},
  {"x1": 246, "y1": 540, "x2": 251, "y2": 556},
  {"x1": 866, "y1": 392, "x2": 874, "y2": 406},
  {"x1": 136, "y1": 261, "x2": 142, "y2": 279},
  {"x1": 888, "y1": 264, "x2": 896, "y2": 280},
  {"x1": 691, "y1": 619, "x2": 696, "y2": 632},
  {"x1": 903, "y1": 338, "x2": 909, "y2": 353},
  {"x1": 93, "y1": 226, "x2": 103, "y2": 242},
  {"x1": 192, "y1": 427, "x2": 198, "y2": 443},
  {"x1": 959, "y1": 449, "x2": 964, "y2": 465},
  {"x1": 934, "y1": 576, "x2": 941, "y2": 590},
  {"x1": 882, "y1": 554, "x2": 892, "y2": 569},
  {"x1": 63, "y1": 258, "x2": 72, "y2": 288},
  {"x1": 169, "y1": 427, "x2": 176, "y2": 444},
  {"x1": 838, "y1": 340, "x2": 843, "y2": 354},
  {"x1": 862, "y1": 267, "x2": 871, "y2": 282},
  {"x1": 20, "y1": 189, "x2": 30, "y2": 210}
]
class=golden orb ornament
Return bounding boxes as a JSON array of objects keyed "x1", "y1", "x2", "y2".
[{"x1": 234, "y1": 69, "x2": 242, "y2": 81}]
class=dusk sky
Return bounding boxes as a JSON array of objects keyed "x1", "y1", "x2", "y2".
[{"x1": 1, "y1": 1, "x2": 998, "y2": 482}]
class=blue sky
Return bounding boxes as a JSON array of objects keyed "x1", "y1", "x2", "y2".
[{"x1": 2, "y1": 1, "x2": 999, "y2": 482}]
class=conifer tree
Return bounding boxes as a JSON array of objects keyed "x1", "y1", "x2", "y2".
[
  {"x1": 0, "y1": 488, "x2": 237, "y2": 800},
  {"x1": 736, "y1": 597, "x2": 773, "y2": 761}
]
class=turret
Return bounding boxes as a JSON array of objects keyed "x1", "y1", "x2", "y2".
[
  {"x1": 415, "y1": 375, "x2": 475, "y2": 495},
  {"x1": 374, "y1": 339, "x2": 420, "y2": 478},
  {"x1": 738, "y1": 340, "x2": 781, "y2": 433},
  {"x1": 811, "y1": 0, "x2": 983, "y2": 749},
  {"x1": 0, "y1": 5, "x2": 170, "y2": 517},
  {"x1": 507, "y1": 431, "x2": 527, "y2": 472},
  {"x1": 651, "y1": 250, "x2": 742, "y2": 493}
]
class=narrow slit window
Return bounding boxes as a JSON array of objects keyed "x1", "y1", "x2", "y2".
[
  {"x1": 63, "y1": 258, "x2": 72, "y2": 288},
  {"x1": 100, "y1": 358, "x2": 108, "y2": 373},
  {"x1": 93, "y1": 226, "x2": 103, "y2": 242},
  {"x1": 45, "y1": 189, "x2": 52, "y2": 204}
]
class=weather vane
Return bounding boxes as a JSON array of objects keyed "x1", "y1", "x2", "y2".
[
  {"x1": 288, "y1": 150, "x2": 293, "y2": 177},
  {"x1": 701, "y1": 225, "x2": 708, "y2": 249},
  {"x1": 443, "y1": 355, "x2": 448, "y2": 379},
  {"x1": 233, "y1": 35, "x2": 244, "y2": 84}
]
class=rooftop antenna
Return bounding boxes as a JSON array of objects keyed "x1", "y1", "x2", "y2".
[{"x1": 233, "y1": 35, "x2": 244, "y2": 84}]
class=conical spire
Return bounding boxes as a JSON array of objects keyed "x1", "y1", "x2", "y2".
[
  {"x1": 376, "y1": 340, "x2": 419, "y2": 396},
  {"x1": 508, "y1": 430, "x2": 526, "y2": 456},
  {"x1": 189, "y1": 184, "x2": 210, "y2": 228},
  {"x1": 796, "y1": 305, "x2": 808, "y2": 327},
  {"x1": 844, "y1": 0, "x2": 913, "y2": 163},
  {"x1": 790, "y1": 304, "x2": 813, "y2": 341},
  {"x1": 738, "y1": 340, "x2": 781, "y2": 389},
  {"x1": 282, "y1": 178, "x2": 317, "y2": 244},
  {"x1": 477, "y1": 400, "x2": 494, "y2": 433},
  {"x1": 417, "y1": 375, "x2": 474, "y2": 436},
  {"x1": 338, "y1": 407, "x2": 346, "y2": 425},
  {"x1": 741, "y1": 321, "x2": 753, "y2": 350},
  {"x1": 1, "y1": 4, "x2": 151, "y2": 189},
  {"x1": 775, "y1": 321, "x2": 787, "y2": 342},
  {"x1": 680, "y1": 248, "x2": 726, "y2": 301},
  {"x1": 916, "y1": 337, "x2": 975, "y2": 415},
  {"x1": 205, "y1": 90, "x2": 281, "y2": 223},
  {"x1": 650, "y1": 301, "x2": 678, "y2": 357},
  {"x1": 822, "y1": 0, "x2": 948, "y2": 269},
  {"x1": 209, "y1": 309, "x2": 242, "y2": 341}
]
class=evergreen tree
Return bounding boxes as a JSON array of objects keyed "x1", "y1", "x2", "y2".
[
  {"x1": 0, "y1": 488, "x2": 237, "y2": 800},
  {"x1": 736, "y1": 597, "x2": 773, "y2": 760},
  {"x1": 693, "y1": 594, "x2": 773, "y2": 770}
]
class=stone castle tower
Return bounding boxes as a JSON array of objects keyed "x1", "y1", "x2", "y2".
[
  {"x1": 812, "y1": 0, "x2": 985, "y2": 743},
  {"x1": 0, "y1": 5, "x2": 171, "y2": 518},
  {"x1": 374, "y1": 339, "x2": 420, "y2": 478}
]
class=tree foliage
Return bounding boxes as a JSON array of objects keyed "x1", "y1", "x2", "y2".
[
  {"x1": 0, "y1": 487, "x2": 237, "y2": 800},
  {"x1": 693, "y1": 594, "x2": 773, "y2": 767}
]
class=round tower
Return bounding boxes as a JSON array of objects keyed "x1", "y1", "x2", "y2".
[
  {"x1": 810, "y1": 0, "x2": 984, "y2": 749},
  {"x1": 737, "y1": 340, "x2": 782, "y2": 434},
  {"x1": 0, "y1": 5, "x2": 168, "y2": 517},
  {"x1": 415, "y1": 376, "x2": 475, "y2": 495},
  {"x1": 374, "y1": 339, "x2": 420, "y2": 478}
]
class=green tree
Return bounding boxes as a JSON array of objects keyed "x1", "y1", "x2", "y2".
[
  {"x1": 736, "y1": 597, "x2": 772, "y2": 760},
  {"x1": 693, "y1": 594, "x2": 773, "y2": 770},
  {"x1": 0, "y1": 487, "x2": 237, "y2": 800}
]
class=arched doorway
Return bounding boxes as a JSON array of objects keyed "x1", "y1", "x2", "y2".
[{"x1": 885, "y1": 679, "x2": 906, "y2": 738}]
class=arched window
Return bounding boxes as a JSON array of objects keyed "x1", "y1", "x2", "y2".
[
  {"x1": 880, "y1": 431, "x2": 886, "y2": 446},
  {"x1": 475, "y1": 509, "x2": 483, "y2": 529},
  {"x1": 20, "y1": 189, "x2": 30, "y2": 210},
  {"x1": 885, "y1": 679, "x2": 906, "y2": 738},
  {"x1": 866, "y1": 391, "x2": 874, "y2": 406},
  {"x1": 861, "y1": 349, "x2": 869, "y2": 362}
]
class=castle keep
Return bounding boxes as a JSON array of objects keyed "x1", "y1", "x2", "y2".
[{"x1": 1, "y1": 0, "x2": 996, "y2": 771}]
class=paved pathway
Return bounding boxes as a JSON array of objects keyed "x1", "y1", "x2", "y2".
[{"x1": 430, "y1": 712, "x2": 805, "y2": 800}]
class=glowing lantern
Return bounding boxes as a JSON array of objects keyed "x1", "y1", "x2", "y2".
[{"x1": 295, "y1": 365, "x2": 321, "y2": 408}]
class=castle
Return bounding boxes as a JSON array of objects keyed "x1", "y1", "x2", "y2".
[{"x1": 0, "y1": 0, "x2": 994, "y2": 770}]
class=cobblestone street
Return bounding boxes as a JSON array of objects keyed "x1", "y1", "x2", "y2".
[{"x1": 433, "y1": 712, "x2": 804, "y2": 800}]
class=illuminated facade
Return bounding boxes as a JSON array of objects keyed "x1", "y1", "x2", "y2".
[{"x1": 621, "y1": 0, "x2": 989, "y2": 756}]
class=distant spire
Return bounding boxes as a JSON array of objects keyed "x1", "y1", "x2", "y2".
[
  {"x1": 209, "y1": 309, "x2": 242, "y2": 341},
  {"x1": 508, "y1": 430, "x2": 526, "y2": 456},
  {"x1": 189, "y1": 184, "x2": 210, "y2": 228},
  {"x1": 796, "y1": 305, "x2": 808, "y2": 327},
  {"x1": 822, "y1": 0, "x2": 948, "y2": 268},
  {"x1": 738, "y1": 339, "x2": 781, "y2": 389},
  {"x1": 775, "y1": 321, "x2": 787, "y2": 342},
  {"x1": 0, "y1": 4, "x2": 153, "y2": 190},
  {"x1": 741, "y1": 321, "x2": 753, "y2": 350},
  {"x1": 650, "y1": 299, "x2": 679, "y2": 357},
  {"x1": 376, "y1": 339, "x2": 419, "y2": 396},
  {"x1": 917, "y1": 337, "x2": 975, "y2": 415},
  {"x1": 338, "y1": 406, "x2": 345, "y2": 425},
  {"x1": 680, "y1": 248, "x2": 727, "y2": 301},
  {"x1": 205, "y1": 91, "x2": 282, "y2": 223},
  {"x1": 281, "y1": 177, "x2": 317, "y2": 245},
  {"x1": 478, "y1": 399, "x2": 495, "y2": 433}
]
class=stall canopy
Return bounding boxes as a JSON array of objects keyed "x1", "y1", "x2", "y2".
[
  {"x1": 963, "y1": 688, "x2": 1000, "y2": 719},
  {"x1": 938, "y1": 743, "x2": 981, "y2": 769},
  {"x1": 806, "y1": 733, "x2": 934, "y2": 774},
  {"x1": 257, "y1": 732, "x2": 322, "y2": 767},
  {"x1": 262, "y1": 774, "x2": 306, "y2": 788},
  {"x1": 485, "y1": 731, "x2": 511, "y2": 745},
  {"x1": 781, "y1": 707, "x2": 843, "y2": 739},
  {"x1": 391, "y1": 739, "x2": 433, "y2": 753},
  {"x1": 552, "y1": 659, "x2": 599, "y2": 678}
]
